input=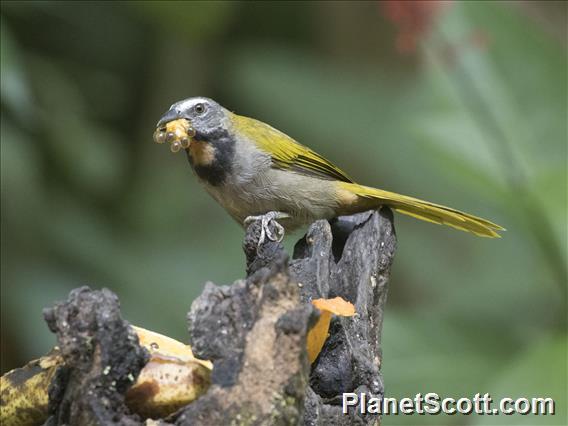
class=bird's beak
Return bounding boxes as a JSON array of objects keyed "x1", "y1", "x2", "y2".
[
  {"x1": 156, "y1": 108, "x2": 181, "y2": 128},
  {"x1": 153, "y1": 109, "x2": 195, "y2": 153}
]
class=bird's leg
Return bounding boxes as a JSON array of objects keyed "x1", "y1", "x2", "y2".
[{"x1": 243, "y1": 211, "x2": 290, "y2": 246}]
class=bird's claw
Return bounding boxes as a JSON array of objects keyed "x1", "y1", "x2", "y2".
[{"x1": 244, "y1": 211, "x2": 288, "y2": 246}]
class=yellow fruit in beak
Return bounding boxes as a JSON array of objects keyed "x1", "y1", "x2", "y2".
[{"x1": 153, "y1": 119, "x2": 196, "y2": 153}]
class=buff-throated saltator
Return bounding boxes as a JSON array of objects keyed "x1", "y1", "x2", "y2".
[{"x1": 153, "y1": 97, "x2": 504, "y2": 241}]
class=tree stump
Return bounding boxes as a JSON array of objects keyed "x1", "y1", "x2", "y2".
[{"x1": 42, "y1": 208, "x2": 396, "y2": 425}]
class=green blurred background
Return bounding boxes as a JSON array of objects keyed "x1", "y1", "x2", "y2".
[{"x1": 1, "y1": 1, "x2": 566, "y2": 424}]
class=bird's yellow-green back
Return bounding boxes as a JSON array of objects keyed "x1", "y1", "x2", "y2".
[{"x1": 232, "y1": 112, "x2": 504, "y2": 238}]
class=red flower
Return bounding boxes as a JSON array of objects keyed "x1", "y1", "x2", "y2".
[{"x1": 380, "y1": 0, "x2": 451, "y2": 53}]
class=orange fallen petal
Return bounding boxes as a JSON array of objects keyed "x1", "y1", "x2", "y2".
[
  {"x1": 307, "y1": 297, "x2": 356, "y2": 363},
  {"x1": 311, "y1": 297, "x2": 356, "y2": 316}
]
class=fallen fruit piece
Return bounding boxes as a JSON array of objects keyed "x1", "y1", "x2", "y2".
[
  {"x1": 0, "y1": 326, "x2": 212, "y2": 425},
  {"x1": 126, "y1": 326, "x2": 212, "y2": 418},
  {"x1": 132, "y1": 326, "x2": 212, "y2": 370},
  {"x1": 306, "y1": 297, "x2": 356, "y2": 363},
  {"x1": 0, "y1": 350, "x2": 62, "y2": 426}
]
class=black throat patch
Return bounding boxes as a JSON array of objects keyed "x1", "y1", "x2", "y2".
[{"x1": 186, "y1": 128, "x2": 235, "y2": 187}]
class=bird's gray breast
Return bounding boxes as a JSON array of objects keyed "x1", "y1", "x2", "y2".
[
  {"x1": 191, "y1": 135, "x2": 339, "y2": 230},
  {"x1": 191, "y1": 136, "x2": 274, "y2": 220}
]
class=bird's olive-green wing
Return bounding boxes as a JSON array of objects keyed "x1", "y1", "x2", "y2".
[{"x1": 233, "y1": 114, "x2": 353, "y2": 183}]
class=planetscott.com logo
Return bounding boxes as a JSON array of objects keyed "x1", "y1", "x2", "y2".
[{"x1": 342, "y1": 392, "x2": 556, "y2": 416}]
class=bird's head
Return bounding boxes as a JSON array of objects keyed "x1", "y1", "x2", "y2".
[
  {"x1": 153, "y1": 97, "x2": 229, "y2": 153},
  {"x1": 154, "y1": 97, "x2": 238, "y2": 186}
]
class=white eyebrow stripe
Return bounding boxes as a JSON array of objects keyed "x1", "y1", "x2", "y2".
[{"x1": 171, "y1": 97, "x2": 210, "y2": 112}]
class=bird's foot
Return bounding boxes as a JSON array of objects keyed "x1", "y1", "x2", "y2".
[{"x1": 244, "y1": 211, "x2": 290, "y2": 246}]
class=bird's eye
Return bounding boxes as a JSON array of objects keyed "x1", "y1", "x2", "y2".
[{"x1": 194, "y1": 103, "x2": 205, "y2": 114}]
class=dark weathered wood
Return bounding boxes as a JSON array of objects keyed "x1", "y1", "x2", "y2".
[
  {"x1": 42, "y1": 208, "x2": 396, "y2": 425},
  {"x1": 43, "y1": 287, "x2": 148, "y2": 425},
  {"x1": 179, "y1": 208, "x2": 396, "y2": 425},
  {"x1": 294, "y1": 209, "x2": 396, "y2": 425},
  {"x1": 176, "y1": 255, "x2": 311, "y2": 425}
]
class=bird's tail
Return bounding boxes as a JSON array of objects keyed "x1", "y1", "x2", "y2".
[{"x1": 339, "y1": 182, "x2": 504, "y2": 238}]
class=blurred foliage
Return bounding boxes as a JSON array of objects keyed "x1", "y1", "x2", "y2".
[{"x1": 1, "y1": 1, "x2": 566, "y2": 424}]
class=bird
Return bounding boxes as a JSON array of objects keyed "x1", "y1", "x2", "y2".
[{"x1": 153, "y1": 97, "x2": 504, "y2": 243}]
